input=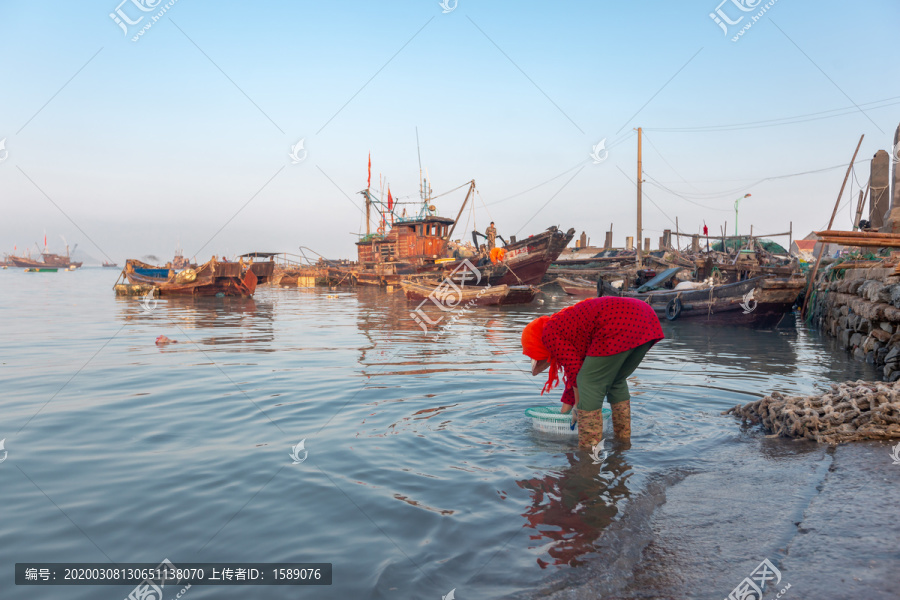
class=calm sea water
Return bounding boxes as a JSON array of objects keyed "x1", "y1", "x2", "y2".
[{"x1": 0, "y1": 268, "x2": 879, "y2": 599}]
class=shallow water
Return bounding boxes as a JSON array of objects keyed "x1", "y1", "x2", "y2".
[{"x1": 0, "y1": 268, "x2": 879, "y2": 599}]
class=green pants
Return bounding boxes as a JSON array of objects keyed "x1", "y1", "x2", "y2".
[{"x1": 575, "y1": 341, "x2": 654, "y2": 412}]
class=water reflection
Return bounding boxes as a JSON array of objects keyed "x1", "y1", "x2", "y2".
[
  {"x1": 518, "y1": 450, "x2": 633, "y2": 568},
  {"x1": 114, "y1": 295, "x2": 275, "y2": 347},
  {"x1": 660, "y1": 319, "x2": 799, "y2": 375}
]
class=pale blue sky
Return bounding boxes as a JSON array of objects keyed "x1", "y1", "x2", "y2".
[{"x1": 1, "y1": 0, "x2": 898, "y2": 263}]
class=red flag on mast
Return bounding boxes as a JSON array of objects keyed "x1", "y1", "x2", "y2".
[
  {"x1": 44, "y1": 233, "x2": 47, "y2": 248},
  {"x1": 387, "y1": 187, "x2": 393, "y2": 212},
  {"x1": 367, "y1": 153, "x2": 371, "y2": 189}
]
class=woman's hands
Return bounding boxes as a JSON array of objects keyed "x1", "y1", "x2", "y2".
[{"x1": 560, "y1": 388, "x2": 579, "y2": 413}]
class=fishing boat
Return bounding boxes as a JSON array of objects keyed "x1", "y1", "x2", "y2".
[
  {"x1": 325, "y1": 175, "x2": 476, "y2": 286},
  {"x1": 102, "y1": 261, "x2": 118, "y2": 268},
  {"x1": 401, "y1": 280, "x2": 539, "y2": 306},
  {"x1": 121, "y1": 259, "x2": 175, "y2": 285},
  {"x1": 439, "y1": 226, "x2": 576, "y2": 287},
  {"x1": 326, "y1": 164, "x2": 574, "y2": 287},
  {"x1": 556, "y1": 276, "x2": 596, "y2": 296},
  {"x1": 9, "y1": 247, "x2": 82, "y2": 269},
  {"x1": 238, "y1": 252, "x2": 277, "y2": 284},
  {"x1": 598, "y1": 274, "x2": 805, "y2": 327},
  {"x1": 114, "y1": 257, "x2": 257, "y2": 297}
]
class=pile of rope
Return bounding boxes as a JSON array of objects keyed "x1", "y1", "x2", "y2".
[{"x1": 725, "y1": 380, "x2": 900, "y2": 444}]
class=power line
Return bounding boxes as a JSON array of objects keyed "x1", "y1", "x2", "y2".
[
  {"x1": 643, "y1": 95, "x2": 900, "y2": 133},
  {"x1": 643, "y1": 162, "x2": 850, "y2": 201}
]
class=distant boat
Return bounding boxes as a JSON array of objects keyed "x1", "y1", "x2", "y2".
[
  {"x1": 102, "y1": 261, "x2": 118, "y2": 268},
  {"x1": 8, "y1": 239, "x2": 82, "y2": 269},
  {"x1": 115, "y1": 257, "x2": 258, "y2": 297},
  {"x1": 24, "y1": 267, "x2": 58, "y2": 273},
  {"x1": 400, "y1": 280, "x2": 539, "y2": 306}
]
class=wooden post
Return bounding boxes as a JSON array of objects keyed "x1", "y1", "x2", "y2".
[
  {"x1": 853, "y1": 182, "x2": 870, "y2": 230},
  {"x1": 636, "y1": 128, "x2": 643, "y2": 267},
  {"x1": 801, "y1": 134, "x2": 865, "y2": 318}
]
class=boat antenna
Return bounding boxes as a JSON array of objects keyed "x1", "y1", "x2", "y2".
[{"x1": 416, "y1": 126, "x2": 423, "y2": 202}]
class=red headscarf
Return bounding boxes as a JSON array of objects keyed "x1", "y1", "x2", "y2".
[{"x1": 521, "y1": 316, "x2": 560, "y2": 394}]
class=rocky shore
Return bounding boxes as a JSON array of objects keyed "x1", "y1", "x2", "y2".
[{"x1": 810, "y1": 265, "x2": 900, "y2": 380}]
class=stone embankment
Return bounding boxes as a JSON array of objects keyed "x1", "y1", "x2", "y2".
[{"x1": 811, "y1": 266, "x2": 900, "y2": 380}]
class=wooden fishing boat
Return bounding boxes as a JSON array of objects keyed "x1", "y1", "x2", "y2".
[
  {"x1": 9, "y1": 252, "x2": 81, "y2": 269},
  {"x1": 115, "y1": 257, "x2": 257, "y2": 297},
  {"x1": 401, "y1": 280, "x2": 539, "y2": 306},
  {"x1": 122, "y1": 258, "x2": 174, "y2": 285},
  {"x1": 324, "y1": 164, "x2": 574, "y2": 288},
  {"x1": 440, "y1": 226, "x2": 576, "y2": 287},
  {"x1": 599, "y1": 274, "x2": 805, "y2": 327},
  {"x1": 238, "y1": 252, "x2": 276, "y2": 284},
  {"x1": 102, "y1": 261, "x2": 118, "y2": 268},
  {"x1": 556, "y1": 276, "x2": 596, "y2": 296}
]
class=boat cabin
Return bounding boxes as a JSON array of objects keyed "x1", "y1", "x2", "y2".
[{"x1": 356, "y1": 216, "x2": 456, "y2": 266}]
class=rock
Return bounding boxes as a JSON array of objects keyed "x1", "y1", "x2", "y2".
[
  {"x1": 858, "y1": 281, "x2": 892, "y2": 304},
  {"x1": 854, "y1": 346, "x2": 867, "y2": 360},
  {"x1": 885, "y1": 346, "x2": 900, "y2": 365},
  {"x1": 885, "y1": 306, "x2": 900, "y2": 322},
  {"x1": 890, "y1": 370, "x2": 900, "y2": 383},
  {"x1": 840, "y1": 305, "x2": 850, "y2": 317},
  {"x1": 858, "y1": 318, "x2": 871, "y2": 333},
  {"x1": 870, "y1": 328, "x2": 892, "y2": 343},
  {"x1": 881, "y1": 322, "x2": 894, "y2": 333},
  {"x1": 840, "y1": 328, "x2": 852, "y2": 349},
  {"x1": 891, "y1": 284, "x2": 900, "y2": 308},
  {"x1": 848, "y1": 280, "x2": 865, "y2": 294},
  {"x1": 849, "y1": 332, "x2": 864, "y2": 348},
  {"x1": 839, "y1": 316, "x2": 849, "y2": 329},
  {"x1": 876, "y1": 346, "x2": 889, "y2": 365}
]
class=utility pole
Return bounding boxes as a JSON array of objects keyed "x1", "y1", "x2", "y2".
[{"x1": 636, "y1": 127, "x2": 643, "y2": 267}]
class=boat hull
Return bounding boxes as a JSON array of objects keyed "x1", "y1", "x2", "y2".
[
  {"x1": 401, "y1": 281, "x2": 538, "y2": 306},
  {"x1": 10, "y1": 256, "x2": 81, "y2": 269},
  {"x1": 442, "y1": 226, "x2": 576, "y2": 287},
  {"x1": 556, "y1": 276, "x2": 595, "y2": 296},
  {"x1": 618, "y1": 276, "x2": 805, "y2": 327}
]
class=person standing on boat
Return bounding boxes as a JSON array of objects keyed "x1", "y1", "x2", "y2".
[
  {"x1": 486, "y1": 222, "x2": 498, "y2": 250},
  {"x1": 521, "y1": 297, "x2": 664, "y2": 449}
]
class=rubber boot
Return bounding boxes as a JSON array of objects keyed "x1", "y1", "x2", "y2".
[
  {"x1": 577, "y1": 408, "x2": 603, "y2": 450},
  {"x1": 611, "y1": 400, "x2": 631, "y2": 440}
]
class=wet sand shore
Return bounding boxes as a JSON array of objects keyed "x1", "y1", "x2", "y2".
[{"x1": 533, "y1": 438, "x2": 899, "y2": 600}]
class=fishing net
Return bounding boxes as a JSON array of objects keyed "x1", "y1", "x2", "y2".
[
  {"x1": 725, "y1": 380, "x2": 900, "y2": 444},
  {"x1": 174, "y1": 269, "x2": 197, "y2": 284}
]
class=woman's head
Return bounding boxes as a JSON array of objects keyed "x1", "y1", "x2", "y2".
[{"x1": 521, "y1": 315, "x2": 559, "y2": 393}]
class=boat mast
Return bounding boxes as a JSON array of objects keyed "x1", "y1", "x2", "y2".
[
  {"x1": 636, "y1": 127, "x2": 643, "y2": 267},
  {"x1": 443, "y1": 180, "x2": 476, "y2": 250},
  {"x1": 416, "y1": 127, "x2": 424, "y2": 204}
]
